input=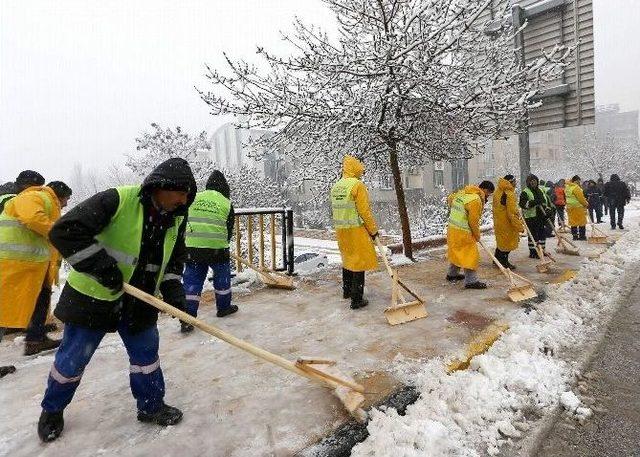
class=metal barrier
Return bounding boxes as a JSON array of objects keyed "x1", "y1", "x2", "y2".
[{"x1": 233, "y1": 207, "x2": 295, "y2": 275}]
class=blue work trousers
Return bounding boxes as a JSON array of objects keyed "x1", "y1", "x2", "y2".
[{"x1": 183, "y1": 261, "x2": 232, "y2": 317}]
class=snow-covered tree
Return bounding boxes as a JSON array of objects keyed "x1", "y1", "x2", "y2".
[
  {"x1": 224, "y1": 165, "x2": 286, "y2": 207},
  {"x1": 127, "y1": 123, "x2": 213, "y2": 186},
  {"x1": 198, "y1": 0, "x2": 569, "y2": 258}
]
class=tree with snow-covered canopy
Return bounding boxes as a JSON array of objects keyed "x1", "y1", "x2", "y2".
[
  {"x1": 127, "y1": 123, "x2": 213, "y2": 185},
  {"x1": 198, "y1": 0, "x2": 570, "y2": 258}
]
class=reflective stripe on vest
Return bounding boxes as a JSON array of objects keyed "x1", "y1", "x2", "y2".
[
  {"x1": 331, "y1": 177, "x2": 362, "y2": 229},
  {"x1": 66, "y1": 185, "x2": 183, "y2": 301},
  {"x1": 0, "y1": 190, "x2": 53, "y2": 262},
  {"x1": 448, "y1": 192, "x2": 480, "y2": 233},
  {"x1": 185, "y1": 190, "x2": 231, "y2": 249},
  {"x1": 565, "y1": 185, "x2": 581, "y2": 208}
]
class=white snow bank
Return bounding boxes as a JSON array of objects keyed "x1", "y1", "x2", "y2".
[
  {"x1": 390, "y1": 254, "x2": 414, "y2": 267},
  {"x1": 350, "y1": 228, "x2": 640, "y2": 457}
]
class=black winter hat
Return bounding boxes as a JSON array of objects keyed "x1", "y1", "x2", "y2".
[
  {"x1": 610, "y1": 174, "x2": 620, "y2": 182},
  {"x1": 205, "y1": 170, "x2": 231, "y2": 199},
  {"x1": 16, "y1": 170, "x2": 45, "y2": 188},
  {"x1": 47, "y1": 181, "x2": 73, "y2": 199},
  {"x1": 140, "y1": 158, "x2": 197, "y2": 215},
  {"x1": 503, "y1": 174, "x2": 515, "y2": 182}
]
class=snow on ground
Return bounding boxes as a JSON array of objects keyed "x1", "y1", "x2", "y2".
[{"x1": 350, "y1": 224, "x2": 640, "y2": 456}]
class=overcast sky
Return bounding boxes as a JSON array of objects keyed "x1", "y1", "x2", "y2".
[{"x1": 1, "y1": 0, "x2": 638, "y2": 183}]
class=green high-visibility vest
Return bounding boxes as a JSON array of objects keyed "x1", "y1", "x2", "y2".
[
  {"x1": 185, "y1": 190, "x2": 231, "y2": 249},
  {"x1": 448, "y1": 191, "x2": 480, "y2": 233},
  {"x1": 565, "y1": 184, "x2": 581, "y2": 208},
  {"x1": 0, "y1": 190, "x2": 53, "y2": 262},
  {"x1": 66, "y1": 185, "x2": 183, "y2": 301},
  {"x1": 331, "y1": 177, "x2": 363, "y2": 229},
  {"x1": 522, "y1": 187, "x2": 551, "y2": 218}
]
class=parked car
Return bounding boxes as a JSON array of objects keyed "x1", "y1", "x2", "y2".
[{"x1": 294, "y1": 251, "x2": 328, "y2": 272}]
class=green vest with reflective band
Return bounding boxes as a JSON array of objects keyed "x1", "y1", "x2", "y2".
[
  {"x1": 448, "y1": 191, "x2": 480, "y2": 233},
  {"x1": 565, "y1": 184, "x2": 581, "y2": 208},
  {"x1": 66, "y1": 185, "x2": 183, "y2": 301},
  {"x1": 185, "y1": 190, "x2": 231, "y2": 249},
  {"x1": 331, "y1": 177, "x2": 363, "y2": 229},
  {"x1": 522, "y1": 187, "x2": 551, "y2": 218},
  {"x1": 0, "y1": 190, "x2": 53, "y2": 262},
  {"x1": 0, "y1": 193, "x2": 16, "y2": 213}
]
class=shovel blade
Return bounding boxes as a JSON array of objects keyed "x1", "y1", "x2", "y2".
[
  {"x1": 588, "y1": 236, "x2": 609, "y2": 245},
  {"x1": 384, "y1": 301, "x2": 428, "y2": 325},
  {"x1": 507, "y1": 285, "x2": 537, "y2": 302},
  {"x1": 262, "y1": 275, "x2": 296, "y2": 290},
  {"x1": 535, "y1": 260, "x2": 553, "y2": 273}
]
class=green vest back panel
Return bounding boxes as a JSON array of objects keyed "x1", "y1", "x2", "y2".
[
  {"x1": 331, "y1": 177, "x2": 362, "y2": 229},
  {"x1": 185, "y1": 190, "x2": 231, "y2": 249},
  {"x1": 449, "y1": 192, "x2": 480, "y2": 233}
]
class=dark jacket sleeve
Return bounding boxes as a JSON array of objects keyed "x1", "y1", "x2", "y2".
[
  {"x1": 226, "y1": 204, "x2": 235, "y2": 242},
  {"x1": 49, "y1": 189, "x2": 120, "y2": 277},
  {"x1": 518, "y1": 192, "x2": 529, "y2": 210},
  {"x1": 159, "y1": 217, "x2": 187, "y2": 307}
]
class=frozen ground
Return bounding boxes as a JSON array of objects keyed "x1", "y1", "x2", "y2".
[{"x1": 1, "y1": 206, "x2": 639, "y2": 457}]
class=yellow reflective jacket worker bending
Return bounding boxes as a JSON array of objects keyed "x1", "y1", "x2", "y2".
[{"x1": 447, "y1": 185, "x2": 485, "y2": 270}]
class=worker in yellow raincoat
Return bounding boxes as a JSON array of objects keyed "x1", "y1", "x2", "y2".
[
  {"x1": 331, "y1": 155, "x2": 378, "y2": 309},
  {"x1": 446, "y1": 181, "x2": 495, "y2": 289},
  {"x1": 565, "y1": 175, "x2": 589, "y2": 240},
  {"x1": 492, "y1": 175, "x2": 524, "y2": 270},
  {"x1": 0, "y1": 181, "x2": 72, "y2": 356}
]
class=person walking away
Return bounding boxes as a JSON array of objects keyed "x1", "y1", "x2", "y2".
[
  {"x1": 492, "y1": 175, "x2": 524, "y2": 270},
  {"x1": 181, "y1": 170, "x2": 238, "y2": 333},
  {"x1": 554, "y1": 179, "x2": 566, "y2": 228},
  {"x1": 604, "y1": 174, "x2": 631, "y2": 230},
  {"x1": 0, "y1": 180, "x2": 71, "y2": 356},
  {"x1": 37, "y1": 158, "x2": 196, "y2": 442},
  {"x1": 446, "y1": 181, "x2": 495, "y2": 289},
  {"x1": 597, "y1": 177, "x2": 607, "y2": 216},
  {"x1": 539, "y1": 180, "x2": 556, "y2": 237},
  {"x1": 585, "y1": 180, "x2": 603, "y2": 223},
  {"x1": 0, "y1": 170, "x2": 45, "y2": 214},
  {"x1": 331, "y1": 155, "x2": 378, "y2": 309},
  {"x1": 565, "y1": 175, "x2": 589, "y2": 240},
  {"x1": 519, "y1": 174, "x2": 552, "y2": 258}
]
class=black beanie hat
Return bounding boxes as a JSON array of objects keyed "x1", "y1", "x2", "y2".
[
  {"x1": 47, "y1": 181, "x2": 73, "y2": 199},
  {"x1": 16, "y1": 170, "x2": 45, "y2": 188},
  {"x1": 503, "y1": 174, "x2": 515, "y2": 182}
]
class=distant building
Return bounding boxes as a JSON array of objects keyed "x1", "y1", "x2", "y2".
[{"x1": 595, "y1": 104, "x2": 639, "y2": 143}]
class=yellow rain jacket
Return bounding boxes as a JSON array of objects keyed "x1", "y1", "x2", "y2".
[
  {"x1": 492, "y1": 178, "x2": 524, "y2": 252},
  {"x1": 0, "y1": 186, "x2": 61, "y2": 329},
  {"x1": 565, "y1": 181, "x2": 588, "y2": 227},
  {"x1": 333, "y1": 156, "x2": 378, "y2": 272},
  {"x1": 447, "y1": 185, "x2": 485, "y2": 270}
]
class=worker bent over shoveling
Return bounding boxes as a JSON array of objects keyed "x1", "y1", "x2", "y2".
[
  {"x1": 331, "y1": 156, "x2": 378, "y2": 309},
  {"x1": 37, "y1": 158, "x2": 196, "y2": 442},
  {"x1": 446, "y1": 181, "x2": 495, "y2": 289}
]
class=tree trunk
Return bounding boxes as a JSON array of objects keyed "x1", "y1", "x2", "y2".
[{"x1": 388, "y1": 144, "x2": 414, "y2": 260}]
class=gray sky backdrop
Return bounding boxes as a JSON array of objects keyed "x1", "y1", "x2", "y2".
[{"x1": 1, "y1": 0, "x2": 638, "y2": 183}]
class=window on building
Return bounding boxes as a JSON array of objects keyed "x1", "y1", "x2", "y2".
[{"x1": 434, "y1": 169, "x2": 444, "y2": 186}]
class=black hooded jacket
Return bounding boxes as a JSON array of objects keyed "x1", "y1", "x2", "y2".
[
  {"x1": 604, "y1": 174, "x2": 631, "y2": 206},
  {"x1": 51, "y1": 158, "x2": 197, "y2": 333},
  {"x1": 185, "y1": 170, "x2": 235, "y2": 264}
]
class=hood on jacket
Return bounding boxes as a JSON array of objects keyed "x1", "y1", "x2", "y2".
[
  {"x1": 0, "y1": 181, "x2": 17, "y2": 195},
  {"x1": 526, "y1": 174, "x2": 539, "y2": 188},
  {"x1": 610, "y1": 174, "x2": 621, "y2": 182},
  {"x1": 463, "y1": 185, "x2": 486, "y2": 201},
  {"x1": 498, "y1": 177, "x2": 514, "y2": 192},
  {"x1": 140, "y1": 158, "x2": 197, "y2": 215},
  {"x1": 205, "y1": 170, "x2": 231, "y2": 199},
  {"x1": 342, "y1": 155, "x2": 364, "y2": 179}
]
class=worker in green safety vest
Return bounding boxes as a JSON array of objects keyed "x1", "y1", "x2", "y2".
[
  {"x1": 181, "y1": 170, "x2": 237, "y2": 334},
  {"x1": 331, "y1": 155, "x2": 378, "y2": 309},
  {"x1": 519, "y1": 174, "x2": 553, "y2": 259},
  {"x1": 37, "y1": 158, "x2": 196, "y2": 443}
]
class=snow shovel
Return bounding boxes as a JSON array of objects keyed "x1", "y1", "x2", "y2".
[
  {"x1": 587, "y1": 215, "x2": 609, "y2": 244},
  {"x1": 518, "y1": 209, "x2": 555, "y2": 273},
  {"x1": 478, "y1": 240, "x2": 537, "y2": 302},
  {"x1": 123, "y1": 283, "x2": 366, "y2": 421},
  {"x1": 545, "y1": 219, "x2": 580, "y2": 256},
  {"x1": 374, "y1": 237, "x2": 427, "y2": 326},
  {"x1": 230, "y1": 252, "x2": 295, "y2": 290}
]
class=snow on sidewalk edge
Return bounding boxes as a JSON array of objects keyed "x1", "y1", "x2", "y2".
[{"x1": 347, "y1": 229, "x2": 640, "y2": 457}]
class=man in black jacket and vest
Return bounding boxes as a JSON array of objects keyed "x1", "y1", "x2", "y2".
[{"x1": 37, "y1": 158, "x2": 196, "y2": 442}]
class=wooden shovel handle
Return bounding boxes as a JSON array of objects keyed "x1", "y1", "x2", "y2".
[
  {"x1": 478, "y1": 239, "x2": 515, "y2": 285},
  {"x1": 230, "y1": 252, "x2": 276, "y2": 280},
  {"x1": 518, "y1": 208, "x2": 545, "y2": 259},
  {"x1": 123, "y1": 283, "x2": 363, "y2": 393},
  {"x1": 545, "y1": 219, "x2": 579, "y2": 249},
  {"x1": 374, "y1": 236, "x2": 395, "y2": 278}
]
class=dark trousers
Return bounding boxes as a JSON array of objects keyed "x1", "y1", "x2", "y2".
[
  {"x1": 555, "y1": 205, "x2": 565, "y2": 225},
  {"x1": 525, "y1": 218, "x2": 546, "y2": 255},
  {"x1": 571, "y1": 226, "x2": 586, "y2": 239},
  {"x1": 609, "y1": 204, "x2": 625, "y2": 228},
  {"x1": 589, "y1": 205, "x2": 603, "y2": 223},
  {"x1": 494, "y1": 248, "x2": 511, "y2": 267},
  {"x1": 41, "y1": 321, "x2": 164, "y2": 414},
  {"x1": 25, "y1": 285, "x2": 51, "y2": 341},
  {"x1": 342, "y1": 268, "x2": 365, "y2": 304}
]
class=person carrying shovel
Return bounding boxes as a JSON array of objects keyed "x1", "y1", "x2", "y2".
[
  {"x1": 492, "y1": 175, "x2": 524, "y2": 270},
  {"x1": 446, "y1": 181, "x2": 495, "y2": 289},
  {"x1": 565, "y1": 175, "x2": 589, "y2": 240},
  {"x1": 330, "y1": 155, "x2": 378, "y2": 309},
  {"x1": 36, "y1": 158, "x2": 196, "y2": 442},
  {"x1": 519, "y1": 174, "x2": 553, "y2": 259}
]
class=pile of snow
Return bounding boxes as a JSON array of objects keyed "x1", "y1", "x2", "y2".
[
  {"x1": 350, "y1": 228, "x2": 640, "y2": 457},
  {"x1": 231, "y1": 269, "x2": 261, "y2": 294},
  {"x1": 390, "y1": 254, "x2": 414, "y2": 267},
  {"x1": 559, "y1": 391, "x2": 592, "y2": 423}
]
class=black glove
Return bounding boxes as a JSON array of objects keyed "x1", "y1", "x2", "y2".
[
  {"x1": 96, "y1": 266, "x2": 123, "y2": 293},
  {"x1": 370, "y1": 232, "x2": 379, "y2": 240}
]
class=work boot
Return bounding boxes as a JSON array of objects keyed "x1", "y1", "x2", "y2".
[
  {"x1": 465, "y1": 282, "x2": 487, "y2": 290},
  {"x1": 0, "y1": 365, "x2": 16, "y2": 378},
  {"x1": 137, "y1": 403, "x2": 183, "y2": 426},
  {"x1": 350, "y1": 298, "x2": 369, "y2": 309},
  {"x1": 446, "y1": 274, "x2": 465, "y2": 281},
  {"x1": 24, "y1": 336, "x2": 61, "y2": 356},
  {"x1": 618, "y1": 224, "x2": 624, "y2": 230},
  {"x1": 180, "y1": 321, "x2": 194, "y2": 334},
  {"x1": 216, "y1": 305, "x2": 238, "y2": 318},
  {"x1": 38, "y1": 410, "x2": 64, "y2": 442},
  {"x1": 506, "y1": 262, "x2": 517, "y2": 270},
  {"x1": 342, "y1": 290, "x2": 351, "y2": 299},
  {"x1": 529, "y1": 251, "x2": 538, "y2": 259}
]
